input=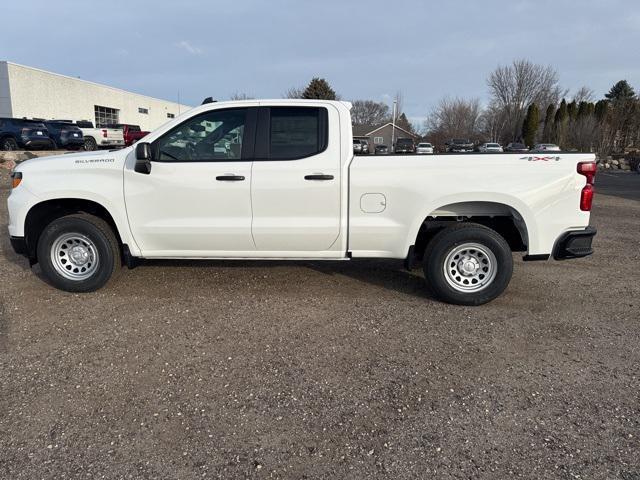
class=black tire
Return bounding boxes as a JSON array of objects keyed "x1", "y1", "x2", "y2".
[
  {"x1": 84, "y1": 137, "x2": 97, "y2": 151},
  {"x1": 423, "y1": 223, "x2": 513, "y2": 306},
  {"x1": 1, "y1": 137, "x2": 18, "y2": 151},
  {"x1": 37, "y1": 214, "x2": 121, "y2": 292}
]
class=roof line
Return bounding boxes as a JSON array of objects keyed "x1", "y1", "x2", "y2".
[
  {"x1": 1, "y1": 60, "x2": 192, "y2": 108},
  {"x1": 365, "y1": 122, "x2": 418, "y2": 137}
]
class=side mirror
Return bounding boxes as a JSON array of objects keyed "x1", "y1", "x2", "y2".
[{"x1": 135, "y1": 142, "x2": 152, "y2": 174}]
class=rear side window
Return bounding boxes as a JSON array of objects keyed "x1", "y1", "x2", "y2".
[{"x1": 266, "y1": 107, "x2": 328, "y2": 160}]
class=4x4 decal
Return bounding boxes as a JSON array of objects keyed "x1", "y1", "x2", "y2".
[{"x1": 520, "y1": 156, "x2": 561, "y2": 162}]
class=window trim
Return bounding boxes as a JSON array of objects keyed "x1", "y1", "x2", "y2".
[
  {"x1": 253, "y1": 106, "x2": 329, "y2": 161},
  {"x1": 150, "y1": 107, "x2": 257, "y2": 163}
]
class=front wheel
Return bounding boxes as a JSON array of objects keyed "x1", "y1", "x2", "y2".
[
  {"x1": 37, "y1": 214, "x2": 121, "y2": 292},
  {"x1": 423, "y1": 223, "x2": 513, "y2": 306}
]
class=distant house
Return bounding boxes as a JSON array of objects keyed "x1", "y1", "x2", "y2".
[{"x1": 353, "y1": 123, "x2": 419, "y2": 151}]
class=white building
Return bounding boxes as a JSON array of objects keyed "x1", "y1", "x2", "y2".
[{"x1": 0, "y1": 61, "x2": 191, "y2": 131}]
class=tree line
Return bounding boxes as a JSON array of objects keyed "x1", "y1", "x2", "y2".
[
  {"x1": 426, "y1": 60, "x2": 639, "y2": 154},
  {"x1": 230, "y1": 63, "x2": 639, "y2": 155}
]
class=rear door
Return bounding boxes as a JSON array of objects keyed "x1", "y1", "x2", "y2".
[{"x1": 250, "y1": 105, "x2": 342, "y2": 253}]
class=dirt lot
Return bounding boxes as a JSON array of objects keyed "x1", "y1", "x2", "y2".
[{"x1": 0, "y1": 169, "x2": 639, "y2": 479}]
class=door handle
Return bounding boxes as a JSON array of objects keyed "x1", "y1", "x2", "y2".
[
  {"x1": 304, "y1": 174, "x2": 334, "y2": 181},
  {"x1": 216, "y1": 175, "x2": 245, "y2": 181}
]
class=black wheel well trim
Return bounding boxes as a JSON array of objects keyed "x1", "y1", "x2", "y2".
[
  {"x1": 23, "y1": 198, "x2": 124, "y2": 263},
  {"x1": 413, "y1": 214, "x2": 528, "y2": 260}
]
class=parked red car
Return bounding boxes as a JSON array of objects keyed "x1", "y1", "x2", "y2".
[{"x1": 103, "y1": 123, "x2": 149, "y2": 147}]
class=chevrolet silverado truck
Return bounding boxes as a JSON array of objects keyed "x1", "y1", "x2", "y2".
[
  {"x1": 7, "y1": 100, "x2": 597, "y2": 305},
  {"x1": 68, "y1": 120, "x2": 125, "y2": 151}
]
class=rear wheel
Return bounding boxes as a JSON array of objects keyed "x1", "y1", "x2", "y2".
[
  {"x1": 423, "y1": 223, "x2": 513, "y2": 306},
  {"x1": 84, "y1": 137, "x2": 97, "y2": 151},
  {"x1": 1, "y1": 137, "x2": 18, "y2": 151},
  {"x1": 37, "y1": 214, "x2": 121, "y2": 292}
]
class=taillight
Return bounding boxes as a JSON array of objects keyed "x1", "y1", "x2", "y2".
[
  {"x1": 580, "y1": 184, "x2": 594, "y2": 211},
  {"x1": 577, "y1": 161, "x2": 596, "y2": 211},
  {"x1": 577, "y1": 161, "x2": 597, "y2": 184},
  {"x1": 101, "y1": 129, "x2": 108, "y2": 138}
]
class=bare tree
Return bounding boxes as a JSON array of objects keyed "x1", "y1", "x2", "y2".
[
  {"x1": 283, "y1": 86, "x2": 304, "y2": 99},
  {"x1": 572, "y1": 86, "x2": 595, "y2": 104},
  {"x1": 479, "y1": 103, "x2": 508, "y2": 143},
  {"x1": 229, "y1": 92, "x2": 254, "y2": 100},
  {"x1": 425, "y1": 97, "x2": 482, "y2": 147},
  {"x1": 487, "y1": 59, "x2": 564, "y2": 141},
  {"x1": 350, "y1": 100, "x2": 390, "y2": 126}
]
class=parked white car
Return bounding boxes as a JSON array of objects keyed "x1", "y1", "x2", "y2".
[
  {"x1": 8, "y1": 99, "x2": 597, "y2": 305},
  {"x1": 416, "y1": 142, "x2": 434, "y2": 154},
  {"x1": 477, "y1": 142, "x2": 503, "y2": 153},
  {"x1": 73, "y1": 120, "x2": 125, "y2": 151},
  {"x1": 533, "y1": 143, "x2": 561, "y2": 152}
]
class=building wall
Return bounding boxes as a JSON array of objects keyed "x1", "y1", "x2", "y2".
[
  {"x1": 0, "y1": 62, "x2": 11, "y2": 117},
  {"x1": 1, "y1": 62, "x2": 191, "y2": 131}
]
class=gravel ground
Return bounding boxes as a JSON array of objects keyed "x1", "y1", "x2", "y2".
[{"x1": 0, "y1": 169, "x2": 639, "y2": 479}]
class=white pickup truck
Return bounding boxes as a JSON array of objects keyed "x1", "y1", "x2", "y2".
[
  {"x1": 72, "y1": 120, "x2": 125, "y2": 151},
  {"x1": 7, "y1": 100, "x2": 597, "y2": 305}
]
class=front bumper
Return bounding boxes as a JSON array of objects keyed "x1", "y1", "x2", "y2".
[{"x1": 553, "y1": 227, "x2": 597, "y2": 260}]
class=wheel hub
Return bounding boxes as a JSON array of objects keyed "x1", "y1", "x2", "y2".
[
  {"x1": 458, "y1": 256, "x2": 480, "y2": 276},
  {"x1": 69, "y1": 245, "x2": 90, "y2": 266}
]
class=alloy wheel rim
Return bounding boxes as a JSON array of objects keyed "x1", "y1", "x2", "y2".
[{"x1": 443, "y1": 242, "x2": 497, "y2": 293}]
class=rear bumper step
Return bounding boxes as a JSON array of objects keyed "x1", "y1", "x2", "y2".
[{"x1": 553, "y1": 227, "x2": 597, "y2": 260}]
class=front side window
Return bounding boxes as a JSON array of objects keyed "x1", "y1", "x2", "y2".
[
  {"x1": 269, "y1": 107, "x2": 327, "y2": 160},
  {"x1": 155, "y1": 108, "x2": 247, "y2": 162}
]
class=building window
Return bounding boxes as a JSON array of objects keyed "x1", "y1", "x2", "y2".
[
  {"x1": 374, "y1": 136, "x2": 384, "y2": 144},
  {"x1": 94, "y1": 105, "x2": 119, "y2": 127},
  {"x1": 167, "y1": 113, "x2": 175, "y2": 119},
  {"x1": 138, "y1": 107, "x2": 149, "y2": 114}
]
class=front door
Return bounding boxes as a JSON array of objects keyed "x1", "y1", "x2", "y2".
[
  {"x1": 250, "y1": 106, "x2": 342, "y2": 253},
  {"x1": 124, "y1": 107, "x2": 256, "y2": 256}
]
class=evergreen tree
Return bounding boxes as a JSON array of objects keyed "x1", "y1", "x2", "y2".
[
  {"x1": 395, "y1": 113, "x2": 415, "y2": 134},
  {"x1": 541, "y1": 103, "x2": 555, "y2": 142},
  {"x1": 577, "y1": 101, "x2": 594, "y2": 118},
  {"x1": 594, "y1": 100, "x2": 609, "y2": 121},
  {"x1": 302, "y1": 78, "x2": 337, "y2": 100},
  {"x1": 521, "y1": 103, "x2": 540, "y2": 147},
  {"x1": 553, "y1": 99, "x2": 568, "y2": 146},
  {"x1": 604, "y1": 80, "x2": 636, "y2": 101},
  {"x1": 567, "y1": 100, "x2": 578, "y2": 120}
]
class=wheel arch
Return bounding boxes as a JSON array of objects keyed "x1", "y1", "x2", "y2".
[
  {"x1": 23, "y1": 198, "x2": 126, "y2": 262},
  {"x1": 410, "y1": 199, "x2": 533, "y2": 260}
]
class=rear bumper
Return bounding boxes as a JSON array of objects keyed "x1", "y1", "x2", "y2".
[{"x1": 553, "y1": 227, "x2": 596, "y2": 260}]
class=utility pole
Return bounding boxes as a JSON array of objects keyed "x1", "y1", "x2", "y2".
[{"x1": 391, "y1": 100, "x2": 397, "y2": 153}]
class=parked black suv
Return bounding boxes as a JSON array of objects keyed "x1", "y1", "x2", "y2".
[
  {"x1": 0, "y1": 118, "x2": 53, "y2": 150},
  {"x1": 394, "y1": 137, "x2": 416, "y2": 154},
  {"x1": 445, "y1": 138, "x2": 474, "y2": 153},
  {"x1": 44, "y1": 121, "x2": 84, "y2": 150}
]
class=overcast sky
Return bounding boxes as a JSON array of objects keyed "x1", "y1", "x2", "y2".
[{"x1": 1, "y1": 0, "x2": 638, "y2": 127}]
